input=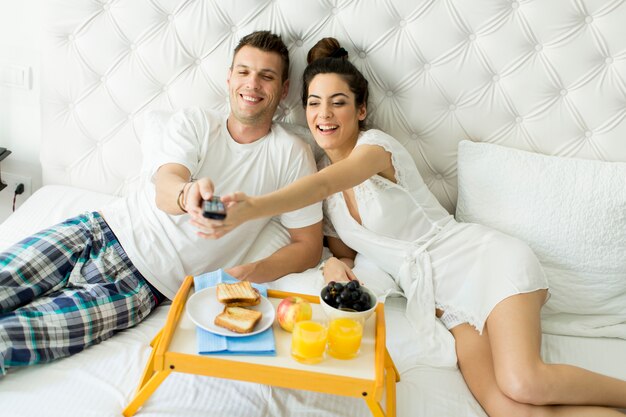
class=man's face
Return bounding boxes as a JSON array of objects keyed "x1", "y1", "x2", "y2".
[{"x1": 227, "y1": 45, "x2": 289, "y2": 127}]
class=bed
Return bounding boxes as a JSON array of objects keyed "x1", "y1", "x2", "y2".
[{"x1": 2, "y1": 0, "x2": 626, "y2": 416}]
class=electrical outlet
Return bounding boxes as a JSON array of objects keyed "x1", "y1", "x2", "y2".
[{"x1": 1, "y1": 172, "x2": 32, "y2": 199}]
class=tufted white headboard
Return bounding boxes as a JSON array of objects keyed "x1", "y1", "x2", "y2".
[{"x1": 42, "y1": 0, "x2": 626, "y2": 213}]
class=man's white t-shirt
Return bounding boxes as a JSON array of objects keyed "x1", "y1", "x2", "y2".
[{"x1": 101, "y1": 108, "x2": 322, "y2": 299}]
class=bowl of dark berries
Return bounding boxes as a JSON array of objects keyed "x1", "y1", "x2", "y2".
[{"x1": 319, "y1": 280, "x2": 377, "y2": 322}]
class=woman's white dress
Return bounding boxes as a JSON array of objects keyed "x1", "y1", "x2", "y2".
[{"x1": 320, "y1": 129, "x2": 547, "y2": 367}]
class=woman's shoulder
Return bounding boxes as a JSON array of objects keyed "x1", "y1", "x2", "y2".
[
  {"x1": 356, "y1": 129, "x2": 405, "y2": 154},
  {"x1": 357, "y1": 128, "x2": 422, "y2": 188}
]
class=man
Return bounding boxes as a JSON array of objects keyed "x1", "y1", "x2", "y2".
[{"x1": 0, "y1": 31, "x2": 323, "y2": 375}]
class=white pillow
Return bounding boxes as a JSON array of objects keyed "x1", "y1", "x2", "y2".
[{"x1": 455, "y1": 140, "x2": 626, "y2": 338}]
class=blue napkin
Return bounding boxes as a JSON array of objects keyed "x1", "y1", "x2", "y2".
[{"x1": 193, "y1": 269, "x2": 276, "y2": 356}]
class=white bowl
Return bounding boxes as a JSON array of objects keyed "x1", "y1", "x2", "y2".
[{"x1": 319, "y1": 282, "x2": 377, "y2": 322}]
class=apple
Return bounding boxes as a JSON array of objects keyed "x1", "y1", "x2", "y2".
[{"x1": 276, "y1": 296, "x2": 312, "y2": 332}]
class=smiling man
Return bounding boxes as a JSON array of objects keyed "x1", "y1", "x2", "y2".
[
  {"x1": 106, "y1": 30, "x2": 324, "y2": 296},
  {"x1": 227, "y1": 39, "x2": 288, "y2": 132},
  {"x1": 0, "y1": 31, "x2": 322, "y2": 376}
]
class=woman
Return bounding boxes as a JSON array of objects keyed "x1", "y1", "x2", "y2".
[{"x1": 188, "y1": 38, "x2": 626, "y2": 416}]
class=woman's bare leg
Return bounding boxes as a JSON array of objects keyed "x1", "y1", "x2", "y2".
[
  {"x1": 486, "y1": 290, "x2": 626, "y2": 407},
  {"x1": 452, "y1": 323, "x2": 624, "y2": 417}
]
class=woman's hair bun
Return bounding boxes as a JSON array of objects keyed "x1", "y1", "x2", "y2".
[{"x1": 307, "y1": 37, "x2": 348, "y2": 64}]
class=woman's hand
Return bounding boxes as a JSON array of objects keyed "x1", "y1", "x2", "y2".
[{"x1": 322, "y1": 257, "x2": 358, "y2": 283}]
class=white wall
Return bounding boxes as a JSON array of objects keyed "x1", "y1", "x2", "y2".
[{"x1": 0, "y1": 0, "x2": 43, "y2": 221}]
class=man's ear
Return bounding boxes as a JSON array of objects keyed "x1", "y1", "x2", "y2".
[
  {"x1": 281, "y1": 79, "x2": 290, "y2": 100},
  {"x1": 227, "y1": 68, "x2": 232, "y2": 85}
]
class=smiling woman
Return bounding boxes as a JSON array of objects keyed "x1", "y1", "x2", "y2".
[
  {"x1": 305, "y1": 74, "x2": 366, "y2": 159},
  {"x1": 212, "y1": 36, "x2": 626, "y2": 417}
]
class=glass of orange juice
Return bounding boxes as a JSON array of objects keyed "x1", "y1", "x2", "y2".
[
  {"x1": 327, "y1": 317, "x2": 364, "y2": 360},
  {"x1": 291, "y1": 320, "x2": 328, "y2": 364}
]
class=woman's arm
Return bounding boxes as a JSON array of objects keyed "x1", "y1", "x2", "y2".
[
  {"x1": 254, "y1": 144, "x2": 391, "y2": 215},
  {"x1": 208, "y1": 144, "x2": 392, "y2": 237}
]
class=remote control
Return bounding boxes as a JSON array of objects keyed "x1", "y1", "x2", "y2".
[{"x1": 202, "y1": 196, "x2": 226, "y2": 220}]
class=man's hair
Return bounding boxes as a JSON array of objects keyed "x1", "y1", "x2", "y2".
[{"x1": 233, "y1": 31, "x2": 290, "y2": 82}]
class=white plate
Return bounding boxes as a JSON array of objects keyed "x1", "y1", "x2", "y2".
[{"x1": 186, "y1": 286, "x2": 275, "y2": 337}]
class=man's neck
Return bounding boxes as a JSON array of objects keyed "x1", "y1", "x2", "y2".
[{"x1": 227, "y1": 117, "x2": 272, "y2": 144}]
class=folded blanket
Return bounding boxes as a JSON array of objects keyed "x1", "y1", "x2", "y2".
[{"x1": 193, "y1": 269, "x2": 276, "y2": 356}]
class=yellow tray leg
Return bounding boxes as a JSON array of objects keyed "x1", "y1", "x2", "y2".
[
  {"x1": 386, "y1": 350, "x2": 400, "y2": 383},
  {"x1": 365, "y1": 395, "x2": 387, "y2": 417},
  {"x1": 123, "y1": 368, "x2": 172, "y2": 417},
  {"x1": 134, "y1": 331, "x2": 163, "y2": 394},
  {"x1": 124, "y1": 277, "x2": 193, "y2": 416},
  {"x1": 366, "y1": 350, "x2": 398, "y2": 417},
  {"x1": 384, "y1": 362, "x2": 397, "y2": 417}
]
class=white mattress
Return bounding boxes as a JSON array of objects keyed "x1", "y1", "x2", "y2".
[{"x1": 1, "y1": 185, "x2": 625, "y2": 417}]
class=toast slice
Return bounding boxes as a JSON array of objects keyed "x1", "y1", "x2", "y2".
[
  {"x1": 214, "y1": 306, "x2": 262, "y2": 334},
  {"x1": 216, "y1": 281, "x2": 260, "y2": 307}
]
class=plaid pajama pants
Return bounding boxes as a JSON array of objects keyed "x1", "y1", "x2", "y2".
[{"x1": 0, "y1": 212, "x2": 163, "y2": 375}]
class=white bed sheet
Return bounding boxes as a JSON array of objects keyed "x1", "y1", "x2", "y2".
[{"x1": 1, "y1": 186, "x2": 626, "y2": 417}]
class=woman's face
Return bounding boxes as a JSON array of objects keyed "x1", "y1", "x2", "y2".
[{"x1": 305, "y1": 73, "x2": 366, "y2": 154}]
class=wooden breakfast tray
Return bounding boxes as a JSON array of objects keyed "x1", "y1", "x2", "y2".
[{"x1": 123, "y1": 276, "x2": 399, "y2": 417}]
